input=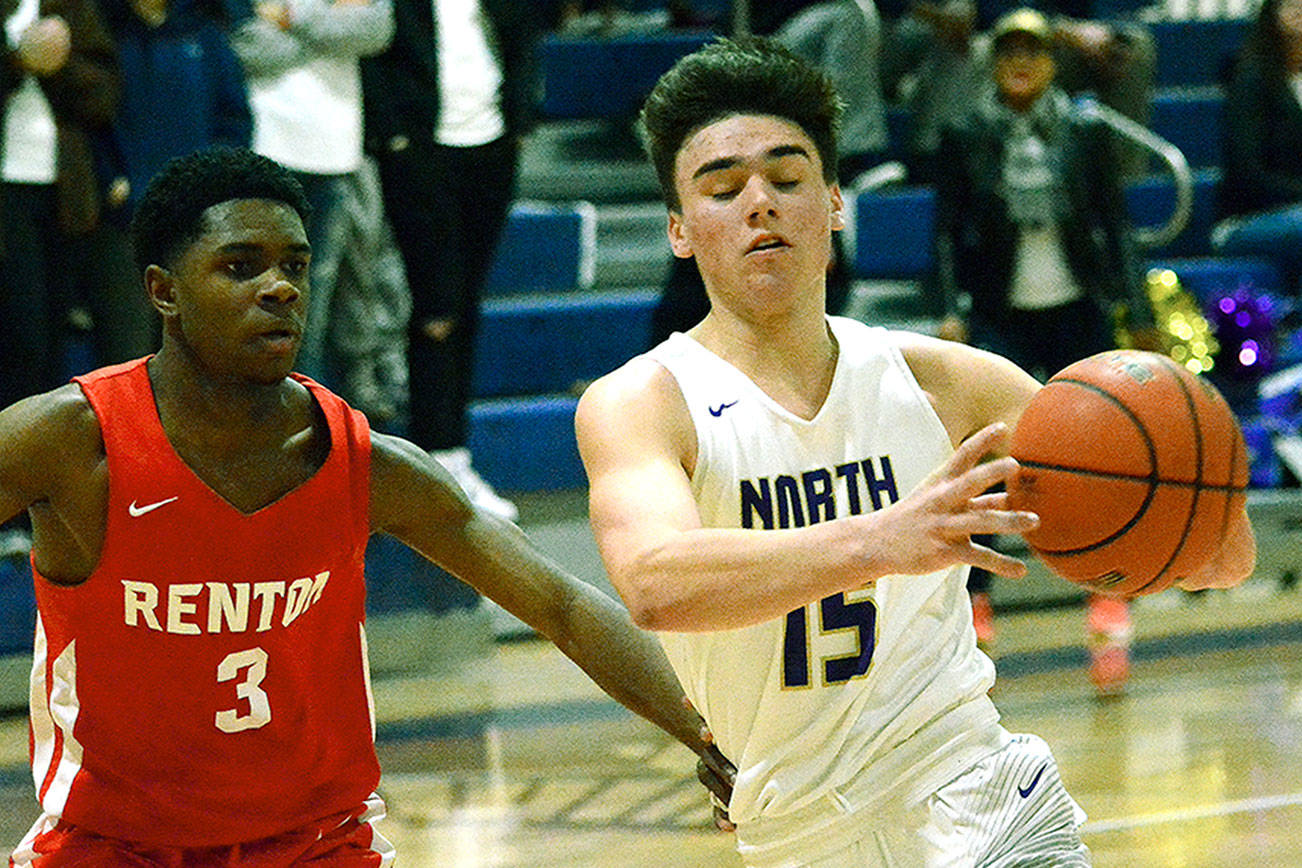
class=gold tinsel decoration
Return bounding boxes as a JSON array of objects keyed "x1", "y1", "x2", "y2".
[{"x1": 1115, "y1": 268, "x2": 1219, "y2": 374}]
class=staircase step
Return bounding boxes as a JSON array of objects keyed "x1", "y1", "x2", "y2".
[{"x1": 474, "y1": 289, "x2": 657, "y2": 398}]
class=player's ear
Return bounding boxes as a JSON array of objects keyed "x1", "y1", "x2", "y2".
[
  {"x1": 667, "y1": 209, "x2": 695, "y2": 259},
  {"x1": 829, "y1": 184, "x2": 846, "y2": 231},
  {"x1": 144, "y1": 264, "x2": 178, "y2": 317}
]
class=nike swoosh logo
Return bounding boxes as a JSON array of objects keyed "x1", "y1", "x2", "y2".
[
  {"x1": 708, "y1": 401, "x2": 739, "y2": 417},
  {"x1": 1018, "y1": 763, "x2": 1048, "y2": 798},
  {"x1": 128, "y1": 496, "x2": 179, "y2": 517}
]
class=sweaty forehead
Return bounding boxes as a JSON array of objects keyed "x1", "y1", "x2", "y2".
[{"x1": 676, "y1": 114, "x2": 820, "y2": 179}]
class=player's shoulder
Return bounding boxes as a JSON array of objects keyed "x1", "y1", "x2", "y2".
[
  {"x1": 577, "y1": 355, "x2": 686, "y2": 425},
  {"x1": 892, "y1": 331, "x2": 984, "y2": 386},
  {"x1": 893, "y1": 332, "x2": 1040, "y2": 430},
  {"x1": 575, "y1": 355, "x2": 696, "y2": 466},
  {"x1": 0, "y1": 384, "x2": 104, "y2": 477},
  {"x1": 0, "y1": 383, "x2": 100, "y2": 443}
]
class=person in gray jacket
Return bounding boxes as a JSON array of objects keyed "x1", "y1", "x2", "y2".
[{"x1": 231, "y1": 0, "x2": 394, "y2": 385}]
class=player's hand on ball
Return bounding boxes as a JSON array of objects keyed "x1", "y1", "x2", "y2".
[
  {"x1": 879, "y1": 422, "x2": 1038, "y2": 579},
  {"x1": 1176, "y1": 507, "x2": 1257, "y2": 592}
]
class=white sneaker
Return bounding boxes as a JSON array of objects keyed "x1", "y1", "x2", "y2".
[{"x1": 430, "y1": 447, "x2": 519, "y2": 522}]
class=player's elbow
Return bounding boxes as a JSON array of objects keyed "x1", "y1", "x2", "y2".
[
  {"x1": 609, "y1": 569, "x2": 673, "y2": 631},
  {"x1": 618, "y1": 583, "x2": 667, "y2": 631}
]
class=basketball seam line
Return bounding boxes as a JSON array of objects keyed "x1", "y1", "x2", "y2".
[
  {"x1": 1027, "y1": 378, "x2": 1162, "y2": 558},
  {"x1": 1136, "y1": 356, "x2": 1203, "y2": 593},
  {"x1": 1016, "y1": 460, "x2": 1246, "y2": 492}
]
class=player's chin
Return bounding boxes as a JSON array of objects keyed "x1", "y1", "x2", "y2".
[{"x1": 241, "y1": 353, "x2": 298, "y2": 385}]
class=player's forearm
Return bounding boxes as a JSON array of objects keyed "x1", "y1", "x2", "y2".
[
  {"x1": 550, "y1": 580, "x2": 711, "y2": 754},
  {"x1": 436, "y1": 515, "x2": 710, "y2": 753},
  {"x1": 609, "y1": 519, "x2": 879, "y2": 633}
]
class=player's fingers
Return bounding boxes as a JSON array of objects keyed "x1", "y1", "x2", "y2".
[
  {"x1": 712, "y1": 802, "x2": 736, "y2": 833},
  {"x1": 946, "y1": 423, "x2": 1010, "y2": 477},
  {"x1": 700, "y1": 744, "x2": 737, "y2": 786},
  {"x1": 954, "y1": 456, "x2": 1020, "y2": 500},
  {"x1": 958, "y1": 506, "x2": 1039, "y2": 536},
  {"x1": 1176, "y1": 571, "x2": 1237, "y2": 592},
  {"x1": 966, "y1": 542, "x2": 1029, "y2": 579},
  {"x1": 969, "y1": 491, "x2": 1014, "y2": 511}
]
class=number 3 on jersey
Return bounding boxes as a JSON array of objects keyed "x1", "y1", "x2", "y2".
[
  {"x1": 783, "y1": 593, "x2": 877, "y2": 688},
  {"x1": 215, "y1": 647, "x2": 271, "y2": 732}
]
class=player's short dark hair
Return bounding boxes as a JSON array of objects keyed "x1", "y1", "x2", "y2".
[
  {"x1": 638, "y1": 36, "x2": 843, "y2": 211},
  {"x1": 130, "y1": 147, "x2": 311, "y2": 274}
]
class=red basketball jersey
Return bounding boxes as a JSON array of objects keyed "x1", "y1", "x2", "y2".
[{"x1": 28, "y1": 358, "x2": 382, "y2": 846}]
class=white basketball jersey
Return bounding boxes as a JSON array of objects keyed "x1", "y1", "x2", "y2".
[{"x1": 644, "y1": 317, "x2": 1003, "y2": 867}]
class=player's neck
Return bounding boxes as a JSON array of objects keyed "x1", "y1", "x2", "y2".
[
  {"x1": 691, "y1": 309, "x2": 838, "y2": 420},
  {"x1": 147, "y1": 347, "x2": 299, "y2": 438}
]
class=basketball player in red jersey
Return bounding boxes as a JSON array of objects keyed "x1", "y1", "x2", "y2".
[{"x1": 0, "y1": 147, "x2": 732, "y2": 866}]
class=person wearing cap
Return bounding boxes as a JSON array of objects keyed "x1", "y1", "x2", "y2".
[
  {"x1": 884, "y1": 0, "x2": 1157, "y2": 184},
  {"x1": 931, "y1": 7, "x2": 1157, "y2": 698}
]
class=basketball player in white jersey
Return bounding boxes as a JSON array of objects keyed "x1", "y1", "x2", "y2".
[{"x1": 575, "y1": 38, "x2": 1256, "y2": 867}]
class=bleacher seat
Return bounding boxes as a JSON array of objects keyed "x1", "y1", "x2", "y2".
[
  {"x1": 848, "y1": 173, "x2": 1223, "y2": 274},
  {"x1": 1125, "y1": 167, "x2": 1222, "y2": 258},
  {"x1": 0, "y1": 555, "x2": 33, "y2": 656},
  {"x1": 1150, "y1": 86, "x2": 1224, "y2": 170},
  {"x1": 467, "y1": 395, "x2": 585, "y2": 491},
  {"x1": 850, "y1": 186, "x2": 936, "y2": 280},
  {"x1": 484, "y1": 200, "x2": 597, "y2": 296},
  {"x1": 472, "y1": 289, "x2": 657, "y2": 398},
  {"x1": 1150, "y1": 19, "x2": 1249, "y2": 87},
  {"x1": 537, "y1": 30, "x2": 715, "y2": 120}
]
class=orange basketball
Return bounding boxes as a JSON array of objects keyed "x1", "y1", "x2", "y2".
[{"x1": 1006, "y1": 350, "x2": 1249, "y2": 597}]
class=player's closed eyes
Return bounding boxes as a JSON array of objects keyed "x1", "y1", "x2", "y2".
[{"x1": 705, "y1": 177, "x2": 800, "y2": 201}]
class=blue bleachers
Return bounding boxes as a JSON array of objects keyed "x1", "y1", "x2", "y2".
[
  {"x1": 1146, "y1": 256, "x2": 1281, "y2": 305},
  {"x1": 467, "y1": 395, "x2": 585, "y2": 491},
  {"x1": 851, "y1": 186, "x2": 936, "y2": 280},
  {"x1": 537, "y1": 30, "x2": 716, "y2": 120},
  {"x1": 1150, "y1": 18, "x2": 1249, "y2": 88},
  {"x1": 850, "y1": 170, "x2": 1224, "y2": 276},
  {"x1": 485, "y1": 200, "x2": 596, "y2": 296},
  {"x1": 1150, "y1": 87, "x2": 1224, "y2": 170},
  {"x1": 472, "y1": 289, "x2": 656, "y2": 398},
  {"x1": 1125, "y1": 167, "x2": 1222, "y2": 258}
]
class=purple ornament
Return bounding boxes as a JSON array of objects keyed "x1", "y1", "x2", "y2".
[{"x1": 1208, "y1": 285, "x2": 1278, "y2": 379}]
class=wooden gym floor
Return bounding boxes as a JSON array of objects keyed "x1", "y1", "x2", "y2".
[{"x1": 2, "y1": 498, "x2": 1302, "y2": 866}]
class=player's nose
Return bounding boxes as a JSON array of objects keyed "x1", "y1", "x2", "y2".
[
  {"x1": 259, "y1": 271, "x2": 303, "y2": 307},
  {"x1": 742, "y1": 176, "x2": 779, "y2": 221}
]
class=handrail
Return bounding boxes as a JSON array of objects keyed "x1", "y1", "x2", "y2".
[{"x1": 1076, "y1": 96, "x2": 1194, "y2": 250}]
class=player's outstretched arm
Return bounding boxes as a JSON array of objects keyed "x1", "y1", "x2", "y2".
[
  {"x1": 368, "y1": 432, "x2": 722, "y2": 760},
  {"x1": 575, "y1": 359, "x2": 1039, "y2": 633}
]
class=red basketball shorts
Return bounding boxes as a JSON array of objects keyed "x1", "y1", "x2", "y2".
[{"x1": 10, "y1": 794, "x2": 395, "y2": 867}]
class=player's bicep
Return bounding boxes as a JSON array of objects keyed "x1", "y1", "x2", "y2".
[
  {"x1": 971, "y1": 353, "x2": 1042, "y2": 444},
  {"x1": 368, "y1": 432, "x2": 473, "y2": 540},
  {"x1": 575, "y1": 368, "x2": 702, "y2": 595}
]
